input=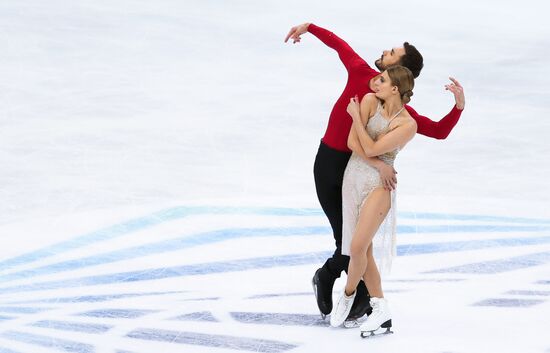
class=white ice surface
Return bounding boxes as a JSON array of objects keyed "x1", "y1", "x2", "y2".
[{"x1": 0, "y1": 0, "x2": 549, "y2": 352}]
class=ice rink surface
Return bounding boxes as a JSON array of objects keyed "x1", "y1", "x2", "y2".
[{"x1": 0, "y1": 0, "x2": 549, "y2": 352}]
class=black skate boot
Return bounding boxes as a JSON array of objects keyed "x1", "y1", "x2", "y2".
[
  {"x1": 312, "y1": 267, "x2": 336, "y2": 319},
  {"x1": 344, "y1": 280, "x2": 372, "y2": 327}
]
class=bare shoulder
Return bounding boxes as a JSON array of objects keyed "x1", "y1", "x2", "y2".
[
  {"x1": 361, "y1": 93, "x2": 378, "y2": 106},
  {"x1": 401, "y1": 117, "x2": 417, "y2": 134},
  {"x1": 360, "y1": 93, "x2": 379, "y2": 114},
  {"x1": 390, "y1": 111, "x2": 417, "y2": 133},
  {"x1": 401, "y1": 110, "x2": 417, "y2": 126}
]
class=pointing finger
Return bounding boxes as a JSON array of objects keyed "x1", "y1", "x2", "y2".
[{"x1": 284, "y1": 28, "x2": 295, "y2": 43}]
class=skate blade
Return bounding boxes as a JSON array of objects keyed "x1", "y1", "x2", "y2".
[
  {"x1": 343, "y1": 319, "x2": 360, "y2": 328},
  {"x1": 360, "y1": 327, "x2": 394, "y2": 338},
  {"x1": 311, "y1": 278, "x2": 327, "y2": 320}
]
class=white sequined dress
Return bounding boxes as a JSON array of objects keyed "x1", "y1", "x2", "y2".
[{"x1": 341, "y1": 102, "x2": 401, "y2": 276}]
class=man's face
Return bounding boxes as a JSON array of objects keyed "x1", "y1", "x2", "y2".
[{"x1": 374, "y1": 46, "x2": 405, "y2": 71}]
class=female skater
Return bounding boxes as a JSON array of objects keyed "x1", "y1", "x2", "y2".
[{"x1": 329, "y1": 65, "x2": 417, "y2": 337}]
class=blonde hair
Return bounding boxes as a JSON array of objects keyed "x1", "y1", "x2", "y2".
[{"x1": 386, "y1": 65, "x2": 415, "y2": 104}]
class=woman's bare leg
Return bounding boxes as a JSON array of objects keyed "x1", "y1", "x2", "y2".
[
  {"x1": 344, "y1": 188, "x2": 390, "y2": 296},
  {"x1": 363, "y1": 244, "x2": 383, "y2": 297}
]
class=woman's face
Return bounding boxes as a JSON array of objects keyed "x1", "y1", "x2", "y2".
[{"x1": 373, "y1": 71, "x2": 398, "y2": 100}]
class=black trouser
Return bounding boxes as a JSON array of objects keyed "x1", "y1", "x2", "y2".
[{"x1": 313, "y1": 140, "x2": 352, "y2": 279}]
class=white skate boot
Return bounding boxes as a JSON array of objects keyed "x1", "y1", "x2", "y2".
[
  {"x1": 359, "y1": 297, "x2": 393, "y2": 338},
  {"x1": 330, "y1": 289, "x2": 356, "y2": 327}
]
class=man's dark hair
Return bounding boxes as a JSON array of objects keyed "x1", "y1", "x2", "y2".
[{"x1": 400, "y1": 42, "x2": 424, "y2": 78}]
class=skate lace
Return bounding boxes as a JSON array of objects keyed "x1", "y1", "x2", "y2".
[{"x1": 342, "y1": 296, "x2": 354, "y2": 311}]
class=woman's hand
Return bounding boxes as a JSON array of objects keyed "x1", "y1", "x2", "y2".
[{"x1": 347, "y1": 96, "x2": 361, "y2": 121}]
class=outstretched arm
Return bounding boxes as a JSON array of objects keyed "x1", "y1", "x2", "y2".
[
  {"x1": 285, "y1": 22, "x2": 376, "y2": 73},
  {"x1": 348, "y1": 94, "x2": 416, "y2": 157},
  {"x1": 406, "y1": 77, "x2": 465, "y2": 139}
]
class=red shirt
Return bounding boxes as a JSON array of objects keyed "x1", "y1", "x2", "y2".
[{"x1": 308, "y1": 23, "x2": 463, "y2": 152}]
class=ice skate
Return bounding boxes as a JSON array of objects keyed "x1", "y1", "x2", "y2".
[
  {"x1": 360, "y1": 297, "x2": 393, "y2": 338},
  {"x1": 330, "y1": 289, "x2": 356, "y2": 327},
  {"x1": 312, "y1": 268, "x2": 335, "y2": 319},
  {"x1": 343, "y1": 316, "x2": 365, "y2": 328},
  {"x1": 347, "y1": 280, "x2": 372, "y2": 319},
  {"x1": 343, "y1": 281, "x2": 372, "y2": 328}
]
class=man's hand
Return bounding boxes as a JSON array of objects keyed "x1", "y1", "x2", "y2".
[
  {"x1": 378, "y1": 162, "x2": 397, "y2": 191},
  {"x1": 445, "y1": 77, "x2": 465, "y2": 110},
  {"x1": 284, "y1": 23, "x2": 310, "y2": 44}
]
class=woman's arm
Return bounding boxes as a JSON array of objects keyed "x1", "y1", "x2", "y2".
[
  {"x1": 347, "y1": 94, "x2": 417, "y2": 157},
  {"x1": 348, "y1": 116, "x2": 387, "y2": 167},
  {"x1": 347, "y1": 96, "x2": 377, "y2": 161},
  {"x1": 348, "y1": 128, "x2": 398, "y2": 190}
]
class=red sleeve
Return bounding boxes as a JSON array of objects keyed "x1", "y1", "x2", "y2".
[
  {"x1": 405, "y1": 105, "x2": 463, "y2": 139},
  {"x1": 308, "y1": 23, "x2": 377, "y2": 75}
]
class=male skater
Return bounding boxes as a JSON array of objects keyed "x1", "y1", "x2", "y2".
[{"x1": 284, "y1": 22, "x2": 465, "y2": 322}]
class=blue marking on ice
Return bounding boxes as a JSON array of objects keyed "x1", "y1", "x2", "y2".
[
  {"x1": 0, "y1": 347, "x2": 21, "y2": 353},
  {"x1": 505, "y1": 290, "x2": 550, "y2": 296},
  {"x1": 0, "y1": 206, "x2": 547, "y2": 273},
  {"x1": 472, "y1": 298, "x2": 545, "y2": 307},
  {"x1": 231, "y1": 312, "x2": 327, "y2": 327},
  {"x1": 428, "y1": 251, "x2": 550, "y2": 274},
  {"x1": 0, "y1": 306, "x2": 50, "y2": 314},
  {"x1": 172, "y1": 311, "x2": 218, "y2": 322},
  {"x1": 126, "y1": 327, "x2": 298, "y2": 352},
  {"x1": 0, "y1": 315, "x2": 15, "y2": 321},
  {"x1": 8, "y1": 290, "x2": 186, "y2": 304},
  {"x1": 398, "y1": 225, "x2": 550, "y2": 232},
  {"x1": 1, "y1": 236, "x2": 550, "y2": 294},
  {"x1": 399, "y1": 211, "x2": 550, "y2": 224},
  {"x1": 0, "y1": 331, "x2": 94, "y2": 353},
  {"x1": 30, "y1": 320, "x2": 113, "y2": 333},
  {"x1": 0, "y1": 252, "x2": 329, "y2": 294},
  {"x1": 397, "y1": 235, "x2": 550, "y2": 255},
  {"x1": 0, "y1": 223, "x2": 548, "y2": 285},
  {"x1": 0, "y1": 226, "x2": 329, "y2": 283},
  {"x1": 0, "y1": 206, "x2": 320, "y2": 271},
  {"x1": 76, "y1": 309, "x2": 157, "y2": 319},
  {"x1": 247, "y1": 292, "x2": 312, "y2": 299},
  {"x1": 181, "y1": 297, "x2": 220, "y2": 301}
]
